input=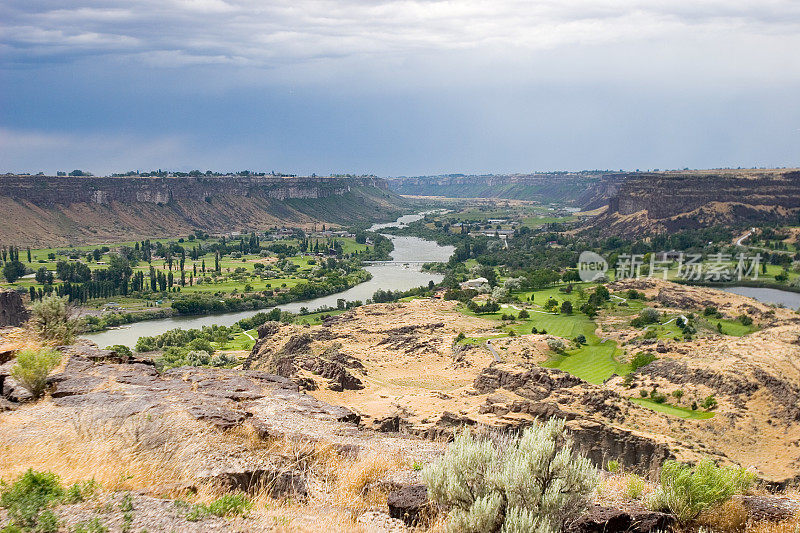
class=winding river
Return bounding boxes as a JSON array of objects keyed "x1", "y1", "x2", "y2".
[
  {"x1": 83, "y1": 214, "x2": 454, "y2": 347},
  {"x1": 720, "y1": 286, "x2": 800, "y2": 309}
]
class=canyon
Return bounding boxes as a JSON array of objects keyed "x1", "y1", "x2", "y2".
[{"x1": 0, "y1": 175, "x2": 402, "y2": 247}]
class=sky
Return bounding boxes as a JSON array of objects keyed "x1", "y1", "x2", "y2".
[{"x1": 1, "y1": 0, "x2": 800, "y2": 176}]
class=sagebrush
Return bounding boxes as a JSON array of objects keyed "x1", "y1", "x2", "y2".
[
  {"x1": 30, "y1": 295, "x2": 80, "y2": 344},
  {"x1": 423, "y1": 418, "x2": 598, "y2": 533}
]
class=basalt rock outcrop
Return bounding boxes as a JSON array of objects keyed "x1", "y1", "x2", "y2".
[
  {"x1": 0, "y1": 174, "x2": 402, "y2": 247},
  {"x1": 385, "y1": 172, "x2": 626, "y2": 208},
  {"x1": 245, "y1": 327, "x2": 365, "y2": 392},
  {"x1": 592, "y1": 169, "x2": 800, "y2": 236},
  {"x1": 472, "y1": 364, "x2": 673, "y2": 476},
  {"x1": 0, "y1": 289, "x2": 28, "y2": 327}
]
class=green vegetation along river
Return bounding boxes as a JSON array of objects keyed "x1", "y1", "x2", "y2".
[{"x1": 83, "y1": 215, "x2": 453, "y2": 347}]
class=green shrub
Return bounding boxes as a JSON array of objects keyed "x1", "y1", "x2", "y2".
[
  {"x1": 105, "y1": 345, "x2": 132, "y2": 361},
  {"x1": 30, "y1": 295, "x2": 81, "y2": 344},
  {"x1": 737, "y1": 315, "x2": 753, "y2": 326},
  {"x1": 186, "y1": 493, "x2": 252, "y2": 521},
  {"x1": 701, "y1": 395, "x2": 718, "y2": 411},
  {"x1": 423, "y1": 419, "x2": 598, "y2": 533},
  {"x1": 0, "y1": 469, "x2": 64, "y2": 531},
  {"x1": 625, "y1": 474, "x2": 646, "y2": 500},
  {"x1": 63, "y1": 480, "x2": 98, "y2": 504},
  {"x1": 546, "y1": 338, "x2": 566, "y2": 353},
  {"x1": 10, "y1": 349, "x2": 62, "y2": 399},
  {"x1": 630, "y1": 352, "x2": 657, "y2": 371},
  {"x1": 606, "y1": 460, "x2": 621, "y2": 473},
  {"x1": 646, "y1": 459, "x2": 755, "y2": 524}
]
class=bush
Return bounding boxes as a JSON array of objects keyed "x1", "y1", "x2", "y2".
[
  {"x1": 630, "y1": 352, "x2": 657, "y2": 371},
  {"x1": 0, "y1": 469, "x2": 64, "y2": 531},
  {"x1": 423, "y1": 419, "x2": 598, "y2": 533},
  {"x1": 701, "y1": 395, "x2": 718, "y2": 410},
  {"x1": 646, "y1": 459, "x2": 755, "y2": 524},
  {"x1": 517, "y1": 308, "x2": 529, "y2": 319},
  {"x1": 737, "y1": 314, "x2": 753, "y2": 326},
  {"x1": 105, "y1": 345, "x2": 132, "y2": 361},
  {"x1": 30, "y1": 295, "x2": 80, "y2": 344},
  {"x1": 626, "y1": 474, "x2": 646, "y2": 500},
  {"x1": 10, "y1": 348, "x2": 62, "y2": 399},
  {"x1": 210, "y1": 353, "x2": 238, "y2": 367},
  {"x1": 186, "y1": 493, "x2": 252, "y2": 521},
  {"x1": 547, "y1": 338, "x2": 566, "y2": 353},
  {"x1": 631, "y1": 308, "x2": 660, "y2": 328}
]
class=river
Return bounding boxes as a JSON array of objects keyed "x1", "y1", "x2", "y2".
[
  {"x1": 720, "y1": 286, "x2": 800, "y2": 309},
  {"x1": 83, "y1": 214, "x2": 454, "y2": 347}
]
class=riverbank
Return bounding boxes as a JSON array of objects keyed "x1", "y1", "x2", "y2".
[{"x1": 83, "y1": 214, "x2": 455, "y2": 347}]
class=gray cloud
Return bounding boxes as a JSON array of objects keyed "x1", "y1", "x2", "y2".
[{"x1": 3, "y1": 0, "x2": 800, "y2": 72}]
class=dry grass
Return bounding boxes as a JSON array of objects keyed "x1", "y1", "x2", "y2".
[
  {"x1": 332, "y1": 450, "x2": 407, "y2": 515},
  {"x1": 0, "y1": 408, "x2": 207, "y2": 490},
  {"x1": 0, "y1": 402, "x2": 416, "y2": 532},
  {"x1": 696, "y1": 499, "x2": 749, "y2": 532},
  {"x1": 747, "y1": 515, "x2": 800, "y2": 533}
]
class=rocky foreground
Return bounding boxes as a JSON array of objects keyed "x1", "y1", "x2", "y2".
[{"x1": 1, "y1": 282, "x2": 800, "y2": 531}]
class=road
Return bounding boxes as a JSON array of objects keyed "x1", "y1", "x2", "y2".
[
  {"x1": 735, "y1": 228, "x2": 755, "y2": 246},
  {"x1": 485, "y1": 340, "x2": 502, "y2": 362}
]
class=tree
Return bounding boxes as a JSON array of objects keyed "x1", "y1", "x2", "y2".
[
  {"x1": 34, "y1": 267, "x2": 53, "y2": 285},
  {"x1": 560, "y1": 300, "x2": 573, "y2": 314},
  {"x1": 3, "y1": 260, "x2": 26, "y2": 283},
  {"x1": 479, "y1": 266, "x2": 498, "y2": 288}
]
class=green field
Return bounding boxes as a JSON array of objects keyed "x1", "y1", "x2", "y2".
[{"x1": 630, "y1": 397, "x2": 715, "y2": 420}]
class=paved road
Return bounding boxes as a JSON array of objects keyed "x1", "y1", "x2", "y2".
[
  {"x1": 485, "y1": 340, "x2": 502, "y2": 362},
  {"x1": 735, "y1": 228, "x2": 755, "y2": 246}
]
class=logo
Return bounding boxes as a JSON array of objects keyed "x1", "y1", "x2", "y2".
[{"x1": 578, "y1": 251, "x2": 608, "y2": 282}]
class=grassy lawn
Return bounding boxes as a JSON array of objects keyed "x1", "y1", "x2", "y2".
[
  {"x1": 459, "y1": 283, "x2": 630, "y2": 384},
  {"x1": 521, "y1": 215, "x2": 577, "y2": 228},
  {"x1": 630, "y1": 397, "x2": 715, "y2": 420},
  {"x1": 542, "y1": 342, "x2": 628, "y2": 385}
]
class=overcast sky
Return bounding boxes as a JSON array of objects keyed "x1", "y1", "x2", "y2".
[{"x1": 2, "y1": 0, "x2": 799, "y2": 176}]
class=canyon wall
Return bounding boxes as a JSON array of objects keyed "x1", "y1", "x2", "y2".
[
  {"x1": 594, "y1": 169, "x2": 800, "y2": 236},
  {"x1": 386, "y1": 173, "x2": 625, "y2": 208},
  {"x1": 0, "y1": 175, "x2": 400, "y2": 247},
  {"x1": 0, "y1": 175, "x2": 387, "y2": 206}
]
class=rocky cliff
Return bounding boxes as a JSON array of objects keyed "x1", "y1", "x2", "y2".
[
  {"x1": 593, "y1": 169, "x2": 800, "y2": 236},
  {"x1": 386, "y1": 173, "x2": 625, "y2": 208},
  {"x1": 0, "y1": 289, "x2": 28, "y2": 327},
  {"x1": 0, "y1": 175, "x2": 402, "y2": 247}
]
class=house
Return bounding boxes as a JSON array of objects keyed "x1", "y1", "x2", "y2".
[{"x1": 460, "y1": 277, "x2": 488, "y2": 290}]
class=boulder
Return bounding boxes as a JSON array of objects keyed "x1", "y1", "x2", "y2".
[
  {"x1": 2, "y1": 376, "x2": 32, "y2": 402},
  {"x1": 186, "y1": 404, "x2": 249, "y2": 429},
  {"x1": 195, "y1": 466, "x2": 307, "y2": 499},
  {"x1": 387, "y1": 484, "x2": 429, "y2": 526},
  {"x1": 568, "y1": 504, "x2": 674, "y2": 533},
  {"x1": 0, "y1": 289, "x2": 28, "y2": 327},
  {"x1": 734, "y1": 495, "x2": 800, "y2": 522}
]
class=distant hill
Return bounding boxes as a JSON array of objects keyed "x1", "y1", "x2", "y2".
[
  {"x1": 385, "y1": 173, "x2": 626, "y2": 208},
  {"x1": 589, "y1": 169, "x2": 800, "y2": 236},
  {"x1": 0, "y1": 175, "x2": 404, "y2": 247}
]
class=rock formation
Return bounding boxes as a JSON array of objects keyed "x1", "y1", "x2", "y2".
[
  {"x1": 593, "y1": 169, "x2": 800, "y2": 236},
  {"x1": 0, "y1": 289, "x2": 28, "y2": 327},
  {"x1": 0, "y1": 174, "x2": 402, "y2": 247}
]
